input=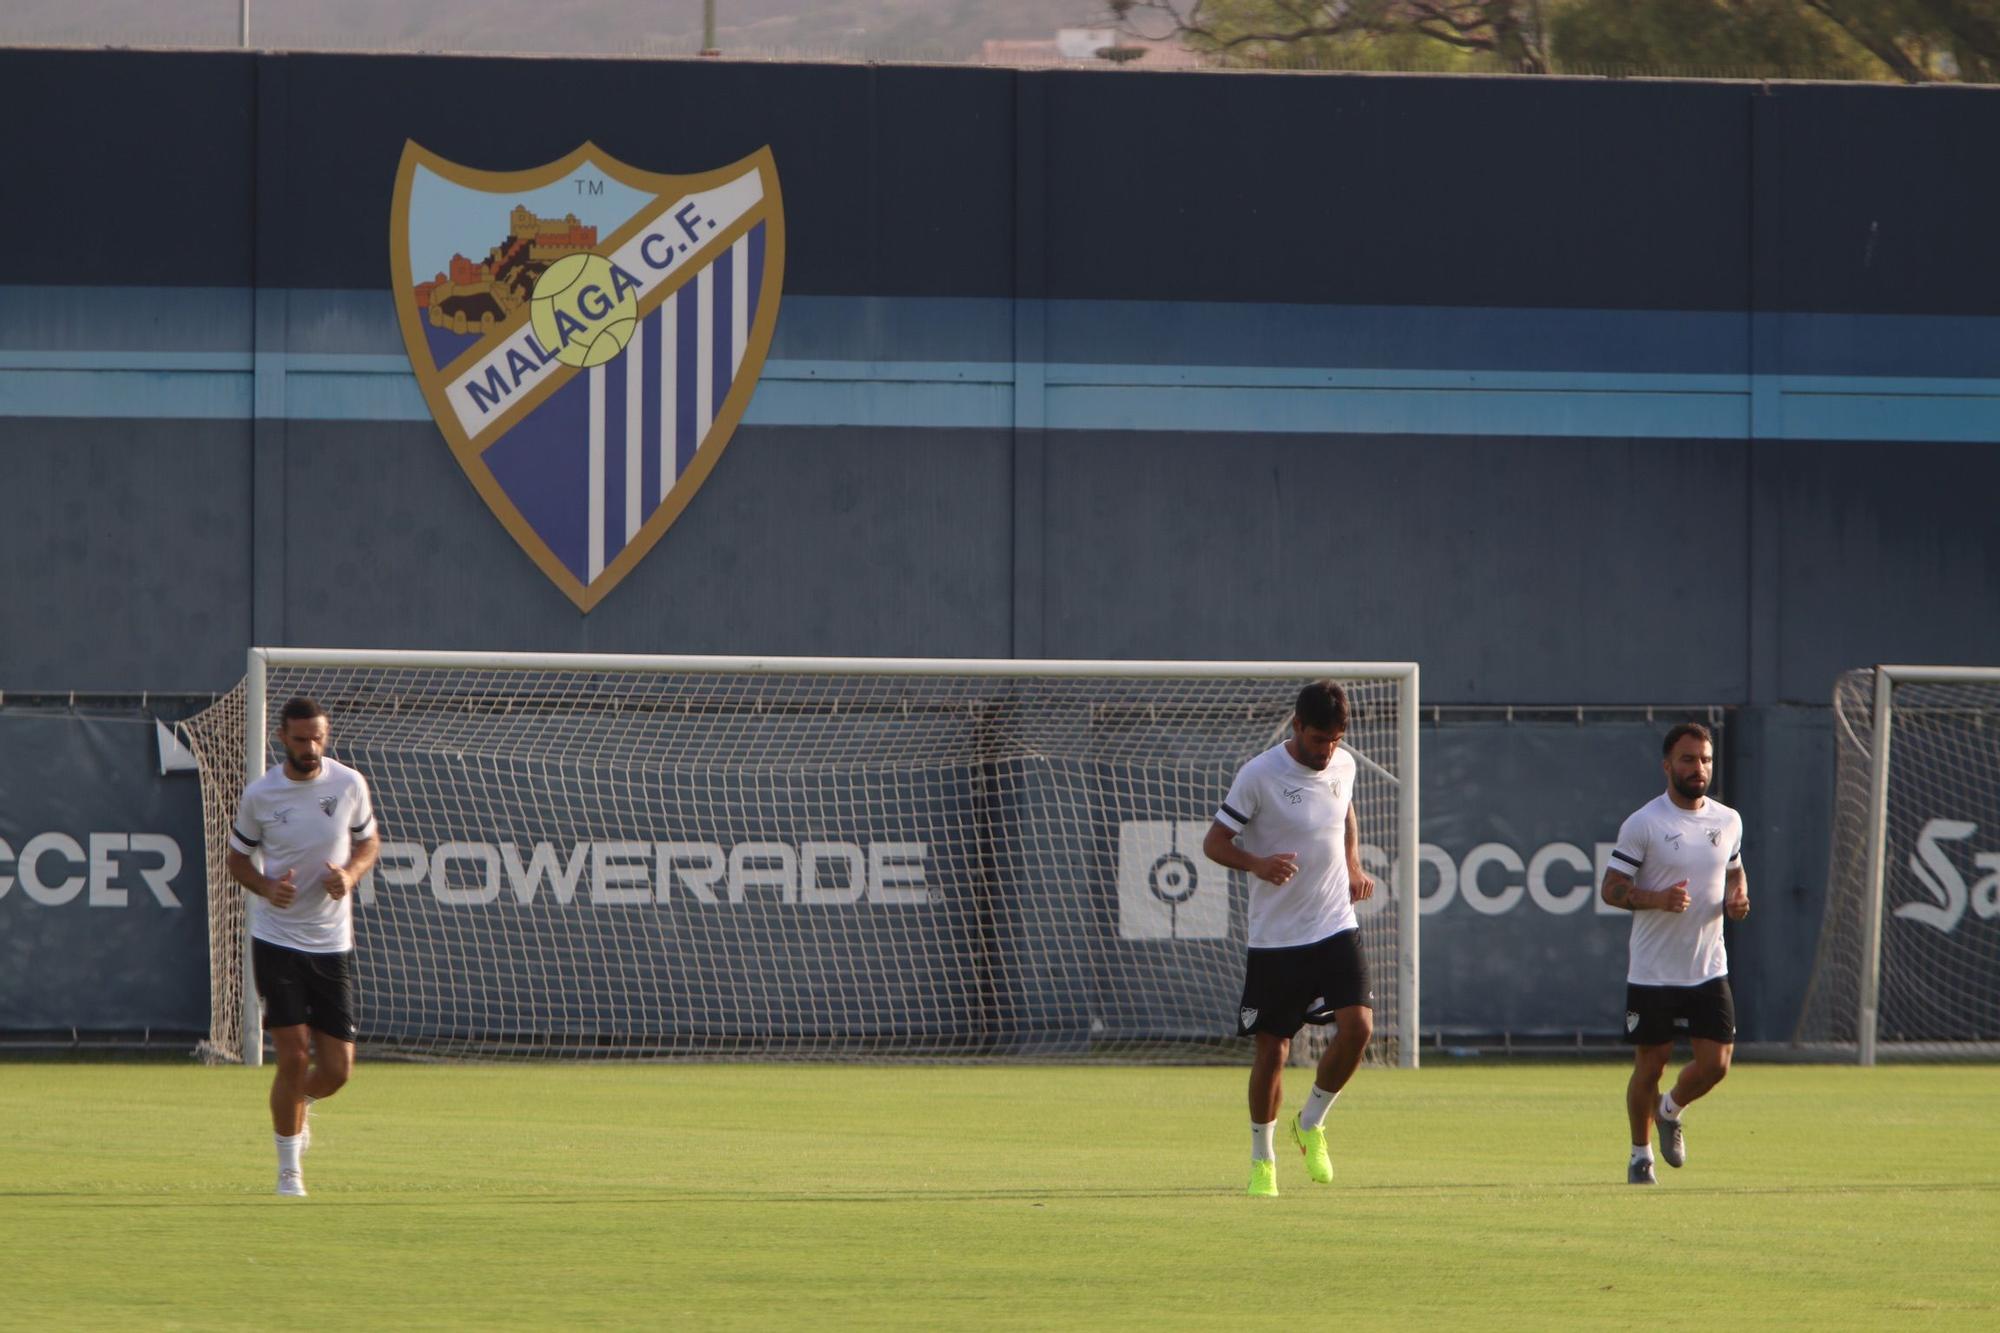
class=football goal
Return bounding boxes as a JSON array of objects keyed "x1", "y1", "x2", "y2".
[
  {"x1": 183, "y1": 651, "x2": 1420, "y2": 1067},
  {"x1": 1796, "y1": 665, "x2": 2000, "y2": 1062}
]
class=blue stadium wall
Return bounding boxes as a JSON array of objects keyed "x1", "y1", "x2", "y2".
[{"x1": 2, "y1": 50, "x2": 1997, "y2": 1042}]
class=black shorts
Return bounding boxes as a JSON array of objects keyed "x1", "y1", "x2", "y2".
[
  {"x1": 1625, "y1": 976, "x2": 1735, "y2": 1046},
  {"x1": 1238, "y1": 928, "x2": 1374, "y2": 1039},
  {"x1": 252, "y1": 939, "x2": 359, "y2": 1042}
]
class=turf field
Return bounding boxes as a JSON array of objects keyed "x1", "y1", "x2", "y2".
[{"x1": 1, "y1": 1061, "x2": 1994, "y2": 1328}]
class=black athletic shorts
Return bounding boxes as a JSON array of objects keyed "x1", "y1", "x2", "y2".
[
  {"x1": 252, "y1": 939, "x2": 359, "y2": 1042},
  {"x1": 1237, "y1": 928, "x2": 1374, "y2": 1039},
  {"x1": 1624, "y1": 976, "x2": 1736, "y2": 1046}
]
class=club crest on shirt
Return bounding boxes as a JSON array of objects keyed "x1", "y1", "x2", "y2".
[
  {"x1": 390, "y1": 141, "x2": 786, "y2": 612},
  {"x1": 1707, "y1": 827, "x2": 1722, "y2": 845},
  {"x1": 319, "y1": 797, "x2": 338, "y2": 817}
]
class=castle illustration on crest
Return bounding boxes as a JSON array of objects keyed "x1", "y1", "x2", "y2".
[{"x1": 412, "y1": 205, "x2": 600, "y2": 335}]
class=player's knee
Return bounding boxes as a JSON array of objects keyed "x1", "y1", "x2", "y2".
[
  {"x1": 1704, "y1": 1051, "x2": 1731, "y2": 1083},
  {"x1": 275, "y1": 1045, "x2": 311, "y2": 1081},
  {"x1": 317, "y1": 1049, "x2": 355, "y2": 1091},
  {"x1": 1342, "y1": 1009, "x2": 1374, "y2": 1045}
]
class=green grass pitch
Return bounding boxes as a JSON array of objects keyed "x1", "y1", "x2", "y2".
[{"x1": 2, "y1": 1061, "x2": 1995, "y2": 1328}]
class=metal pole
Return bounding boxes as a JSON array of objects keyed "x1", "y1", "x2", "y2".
[
  {"x1": 1398, "y1": 665, "x2": 1421, "y2": 1068},
  {"x1": 241, "y1": 0, "x2": 249, "y2": 48},
  {"x1": 701, "y1": 0, "x2": 719, "y2": 56},
  {"x1": 239, "y1": 648, "x2": 266, "y2": 1067},
  {"x1": 1856, "y1": 666, "x2": 1895, "y2": 1067}
]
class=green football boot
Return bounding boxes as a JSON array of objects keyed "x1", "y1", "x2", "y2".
[
  {"x1": 1247, "y1": 1158, "x2": 1279, "y2": 1198},
  {"x1": 1292, "y1": 1119, "x2": 1333, "y2": 1184}
]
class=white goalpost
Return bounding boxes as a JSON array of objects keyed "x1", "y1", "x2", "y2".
[
  {"x1": 1796, "y1": 665, "x2": 2000, "y2": 1063},
  {"x1": 184, "y1": 651, "x2": 1421, "y2": 1068}
]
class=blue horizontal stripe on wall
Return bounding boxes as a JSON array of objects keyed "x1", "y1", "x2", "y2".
[
  {"x1": 6, "y1": 353, "x2": 1998, "y2": 441},
  {"x1": 2, "y1": 289, "x2": 1997, "y2": 441}
]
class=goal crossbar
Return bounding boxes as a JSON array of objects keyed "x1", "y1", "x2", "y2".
[{"x1": 249, "y1": 649, "x2": 1424, "y2": 679}]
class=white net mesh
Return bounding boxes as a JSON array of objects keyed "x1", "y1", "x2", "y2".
[
  {"x1": 182, "y1": 680, "x2": 250, "y2": 1066},
  {"x1": 1796, "y1": 668, "x2": 2000, "y2": 1058},
  {"x1": 184, "y1": 658, "x2": 1414, "y2": 1064}
]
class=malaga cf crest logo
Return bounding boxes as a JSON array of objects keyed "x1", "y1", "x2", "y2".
[{"x1": 389, "y1": 142, "x2": 784, "y2": 610}]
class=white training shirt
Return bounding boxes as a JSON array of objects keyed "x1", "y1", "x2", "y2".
[
  {"x1": 1609, "y1": 791, "x2": 1744, "y2": 987},
  {"x1": 1214, "y1": 741, "x2": 1359, "y2": 949},
  {"x1": 230, "y1": 757, "x2": 377, "y2": 953}
]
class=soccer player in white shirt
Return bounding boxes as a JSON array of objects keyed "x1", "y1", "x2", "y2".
[
  {"x1": 1203, "y1": 680, "x2": 1376, "y2": 1198},
  {"x1": 224, "y1": 697, "x2": 380, "y2": 1197},
  {"x1": 1600, "y1": 722, "x2": 1749, "y2": 1185}
]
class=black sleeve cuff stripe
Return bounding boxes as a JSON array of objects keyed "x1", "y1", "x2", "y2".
[
  {"x1": 1220, "y1": 803, "x2": 1248, "y2": 825},
  {"x1": 233, "y1": 831, "x2": 260, "y2": 847},
  {"x1": 1610, "y1": 849, "x2": 1640, "y2": 867}
]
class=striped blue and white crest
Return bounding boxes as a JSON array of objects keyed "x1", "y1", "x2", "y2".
[{"x1": 389, "y1": 142, "x2": 785, "y2": 611}]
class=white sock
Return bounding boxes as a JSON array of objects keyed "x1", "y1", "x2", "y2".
[
  {"x1": 1298, "y1": 1084, "x2": 1339, "y2": 1131},
  {"x1": 276, "y1": 1132, "x2": 304, "y2": 1174},
  {"x1": 1630, "y1": 1144, "x2": 1653, "y2": 1165},
  {"x1": 1660, "y1": 1091, "x2": 1683, "y2": 1121},
  {"x1": 1251, "y1": 1121, "x2": 1277, "y2": 1163}
]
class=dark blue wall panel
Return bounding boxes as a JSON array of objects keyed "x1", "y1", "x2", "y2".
[
  {"x1": 1041, "y1": 72, "x2": 1754, "y2": 309},
  {"x1": 1769, "y1": 440, "x2": 2000, "y2": 703},
  {"x1": 0, "y1": 421, "x2": 251, "y2": 689},
  {"x1": 1771, "y1": 85, "x2": 2000, "y2": 316},
  {"x1": 1040, "y1": 431, "x2": 1755, "y2": 701},
  {"x1": 0, "y1": 49, "x2": 255, "y2": 287}
]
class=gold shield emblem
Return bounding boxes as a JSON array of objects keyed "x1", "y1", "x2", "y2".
[{"x1": 389, "y1": 141, "x2": 784, "y2": 610}]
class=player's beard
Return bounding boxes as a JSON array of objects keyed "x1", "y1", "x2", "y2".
[
  {"x1": 1671, "y1": 772, "x2": 1708, "y2": 802},
  {"x1": 286, "y1": 750, "x2": 322, "y2": 778}
]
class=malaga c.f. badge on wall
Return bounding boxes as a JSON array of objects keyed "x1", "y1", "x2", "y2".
[{"x1": 389, "y1": 142, "x2": 784, "y2": 611}]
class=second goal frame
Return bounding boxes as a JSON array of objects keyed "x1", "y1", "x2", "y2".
[{"x1": 1853, "y1": 664, "x2": 2000, "y2": 1066}]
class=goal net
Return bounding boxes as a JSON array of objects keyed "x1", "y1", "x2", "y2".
[
  {"x1": 184, "y1": 652, "x2": 1420, "y2": 1066},
  {"x1": 1795, "y1": 666, "x2": 2000, "y2": 1061}
]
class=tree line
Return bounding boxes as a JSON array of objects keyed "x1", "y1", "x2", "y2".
[{"x1": 1104, "y1": 1, "x2": 1999, "y2": 81}]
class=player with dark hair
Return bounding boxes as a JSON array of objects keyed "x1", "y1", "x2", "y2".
[
  {"x1": 1204, "y1": 680, "x2": 1375, "y2": 1197},
  {"x1": 1601, "y1": 721, "x2": 1749, "y2": 1184},
  {"x1": 225, "y1": 696, "x2": 380, "y2": 1197}
]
